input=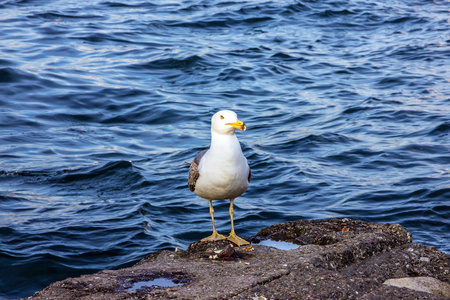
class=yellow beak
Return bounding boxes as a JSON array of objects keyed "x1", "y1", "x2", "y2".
[{"x1": 226, "y1": 119, "x2": 246, "y2": 131}]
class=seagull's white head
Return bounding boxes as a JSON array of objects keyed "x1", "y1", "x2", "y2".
[{"x1": 211, "y1": 110, "x2": 246, "y2": 135}]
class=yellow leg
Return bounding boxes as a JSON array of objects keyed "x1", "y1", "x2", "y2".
[
  {"x1": 226, "y1": 199, "x2": 250, "y2": 246},
  {"x1": 201, "y1": 200, "x2": 226, "y2": 242}
]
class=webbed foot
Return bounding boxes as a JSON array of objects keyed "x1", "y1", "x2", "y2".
[
  {"x1": 226, "y1": 232, "x2": 250, "y2": 246},
  {"x1": 201, "y1": 232, "x2": 227, "y2": 242}
]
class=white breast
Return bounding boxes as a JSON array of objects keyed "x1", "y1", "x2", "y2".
[{"x1": 194, "y1": 136, "x2": 249, "y2": 200}]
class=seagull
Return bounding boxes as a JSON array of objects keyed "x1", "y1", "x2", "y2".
[{"x1": 188, "y1": 110, "x2": 251, "y2": 246}]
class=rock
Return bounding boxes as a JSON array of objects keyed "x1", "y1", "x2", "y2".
[
  {"x1": 26, "y1": 219, "x2": 450, "y2": 300},
  {"x1": 384, "y1": 277, "x2": 450, "y2": 297},
  {"x1": 217, "y1": 244, "x2": 235, "y2": 260}
]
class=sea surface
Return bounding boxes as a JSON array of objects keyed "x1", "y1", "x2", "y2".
[{"x1": 0, "y1": 0, "x2": 449, "y2": 298}]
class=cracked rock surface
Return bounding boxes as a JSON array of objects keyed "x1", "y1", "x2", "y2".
[{"x1": 27, "y1": 219, "x2": 450, "y2": 299}]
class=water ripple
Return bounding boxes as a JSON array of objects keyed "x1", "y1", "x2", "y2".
[{"x1": 1, "y1": 0, "x2": 450, "y2": 298}]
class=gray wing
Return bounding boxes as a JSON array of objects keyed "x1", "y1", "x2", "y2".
[{"x1": 188, "y1": 150, "x2": 207, "y2": 192}]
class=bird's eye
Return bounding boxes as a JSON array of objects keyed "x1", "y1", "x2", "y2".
[{"x1": 220, "y1": 115, "x2": 224, "y2": 120}]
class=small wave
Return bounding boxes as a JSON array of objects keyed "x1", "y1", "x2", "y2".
[
  {"x1": 1, "y1": 115, "x2": 44, "y2": 130},
  {"x1": 0, "y1": 170, "x2": 51, "y2": 183},
  {"x1": 428, "y1": 121, "x2": 450, "y2": 137},
  {"x1": 50, "y1": 161, "x2": 146, "y2": 195},
  {"x1": 427, "y1": 188, "x2": 450, "y2": 199},
  {"x1": 385, "y1": 15, "x2": 427, "y2": 25},
  {"x1": 127, "y1": 55, "x2": 207, "y2": 71},
  {"x1": 0, "y1": 67, "x2": 36, "y2": 84},
  {"x1": 101, "y1": 105, "x2": 183, "y2": 125},
  {"x1": 218, "y1": 67, "x2": 256, "y2": 82},
  {"x1": 313, "y1": 9, "x2": 356, "y2": 18},
  {"x1": 0, "y1": 59, "x2": 15, "y2": 67},
  {"x1": 302, "y1": 133, "x2": 359, "y2": 146},
  {"x1": 30, "y1": 12, "x2": 106, "y2": 22},
  {"x1": 283, "y1": 3, "x2": 311, "y2": 14},
  {"x1": 261, "y1": 132, "x2": 358, "y2": 154},
  {"x1": 324, "y1": 147, "x2": 384, "y2": 165},
  {"x1": 375, "y1": 76, "x2": 408, "y2": 89},
  {"x1": 342, "y1": 105, "x2": 373, "y2": 115},
  {"x1": 100, "y1": 1, "x2": 157, "y2": 8},
  {"x1": 71, "y1": 32, "x2": 126, "y2": 44},
  {"x1": 397, "y1": 143, "x2": 448, "y2": 156},
  {"x1": 170, "y1": 16, "x2": 274, "y2": 29},
  {"x1": 271, "y1": 52, "x2": 308, "y2": 62}
]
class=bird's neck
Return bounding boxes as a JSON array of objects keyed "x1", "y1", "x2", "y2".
[{"x1": 210, "y1": 132, "x2": 242, "y2": 158}]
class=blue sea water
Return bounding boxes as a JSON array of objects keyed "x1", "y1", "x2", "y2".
[{"x1": 0, "y1": 0, "x2": 449, "y2": 298}]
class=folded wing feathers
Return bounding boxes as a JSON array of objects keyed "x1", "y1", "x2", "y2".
[{"x1": 188, "y1": 150, "x2": 207, "y2": 192}]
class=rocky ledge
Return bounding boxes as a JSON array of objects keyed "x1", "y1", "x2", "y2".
[{"x1": 27, "y1": 219, "x2": 450, "y2": 299}]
